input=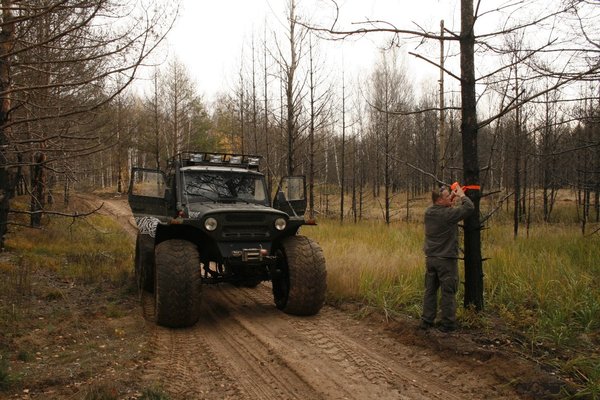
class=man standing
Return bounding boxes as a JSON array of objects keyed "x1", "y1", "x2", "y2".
[{"x1": 420, "y1": 184, "x2": 474, "y2": 332}]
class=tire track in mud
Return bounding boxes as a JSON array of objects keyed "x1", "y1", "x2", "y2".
[
  {"x1": 217, "y1": 285, "x2": 447, "y2": 399},
  {"x1": 140, "y1": 275, "x2": 514, "y2": 399},
  {"x1": 140, "y1": 293, "x2": 242, "y2": 398},
  {"x1": 140, "y1": 287, "x2": 320, "y2": 399},
  {"x1": 219, "y1": 285, "x2": 514, "y2": 400}
]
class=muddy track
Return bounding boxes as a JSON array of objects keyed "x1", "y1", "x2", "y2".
[
  {"x1": 84, "y1": 194, "x2": 532, "y2": 399},
  {"x1": 138, "y1": 284, "x2": 516, "y2": 400}
]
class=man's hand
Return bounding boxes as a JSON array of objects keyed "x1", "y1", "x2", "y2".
[{"x1": 453, "y1": 185, "x2": 465, "y2": 199}]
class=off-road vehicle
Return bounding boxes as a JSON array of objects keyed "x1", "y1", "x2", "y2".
[{"x1": 128, "y1": 151, "x2": 327, "y2": 328}]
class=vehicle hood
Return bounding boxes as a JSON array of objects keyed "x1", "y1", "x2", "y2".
[{"x1": 186, "y1": 202, "x2": 287, "y2": 219}]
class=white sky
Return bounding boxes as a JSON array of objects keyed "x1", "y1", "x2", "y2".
[{"x1": 163, "y1": 0, "x2": 462, "y2": 103}]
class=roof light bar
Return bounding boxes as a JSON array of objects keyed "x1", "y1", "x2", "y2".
[
  {"x1": 245, "y1": 156, "x2": 260, "y2": 166},
  {"x1": 209, "y1": 154, "x2": 224, "y2": 163},
  {"x1": 176, "y1": 151, "x2": 263, "y2": 170},
  {"x1": 190, "y1": 153, "x2": 205, "y2": 163}
]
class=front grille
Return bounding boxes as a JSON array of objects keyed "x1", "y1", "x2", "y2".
[
  {"x1": 220, "y1": 213, "x2": 272, "y2": 239},
  {"x1": 222, "y1": 226, "x2": 270, "y2": 239},
  {"x1": 225, "y1": 214, "x2": 266, "y2": 223}
]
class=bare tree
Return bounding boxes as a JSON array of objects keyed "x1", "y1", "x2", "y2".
[
  {"x1": 276, "y1": 0, "x2": 309, "y2": 175},
  {"x1": 307, "y1": 33, "x2": 333, "y2": 219},
  {"x1": 368, "y1": 50, "x2": 412, "y2": 225},
  {"x1": 304, "y1": 0, "x2": 600, "y2": 310},
  {"x1": 0, "y1": 0, "x2": 176, "y2": 244},
  {"x1": 163, "y1": 58, "x2": 197, "y2": 158}
]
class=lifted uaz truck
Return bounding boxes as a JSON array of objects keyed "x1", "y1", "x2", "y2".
[{"x1": 128, "y1": 151, "x2": 327, "y2": 328}]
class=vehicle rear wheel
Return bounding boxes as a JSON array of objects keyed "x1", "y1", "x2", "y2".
[
  {"x1": 272, "y1": 235, "x2": 327, "y2": 315},
  {"x1": 134, "y1": 234, "x2": 155, "y2": 292},
  {"x1": 154, "y1": 239, "x2": 202, "y2": 328}
]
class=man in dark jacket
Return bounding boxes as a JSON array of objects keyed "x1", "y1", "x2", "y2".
[{"x1": 420, "y1": 184, "x2": 474, "y2": 332}]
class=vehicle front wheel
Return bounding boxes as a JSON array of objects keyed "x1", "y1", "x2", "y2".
[
  {"x1": 154, "y1": 239, "x2": 202, "y2": 328},
  {"x1": 272, "y1": 235, "x2": 327, "y2": 316}
]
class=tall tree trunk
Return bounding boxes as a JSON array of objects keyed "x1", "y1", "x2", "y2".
[
  {"x1": 513, "y1": 67, "x2": 521, "y2": 238},
  {"x1": 30, "y1": 152, "x2": 46, "y2": 228},
  {"x1": 153, "y1": 69, "x2": 161, "y2": 170},
  {"x1": 285, "y1": 0, "x2": 298, "y2": 175},
  {"x1": 308, "y1": 36, "x2": 316, "y2": 219},
  {"x1": 263, "y1": 27, "x2": 272, "y2": 199},
  {"x1": 340, "y1": 74, "x2": 346, "y2": 223},
  {"x1": 439, "y1": 19, "x2": 446, "y2": 182},
  {"x1": 460, "y1": 0, "x2": 484, "y2": 311},
  {"x1": 0, "y1": 0, "x2": 15, "y2": 247}
]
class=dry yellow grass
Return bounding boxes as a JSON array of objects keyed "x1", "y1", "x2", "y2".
[{"x1": 309, "y1": 192, "x2": 600, "y2": 396}]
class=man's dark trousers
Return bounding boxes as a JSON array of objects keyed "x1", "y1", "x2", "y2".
[{"x1": 422, "y1": 256, "x2": 458, "y2": 328}]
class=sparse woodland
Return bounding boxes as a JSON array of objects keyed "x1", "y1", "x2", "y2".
[
  {"x1": 2, "y1": 0, "x2": 597, "y2": 234},
  {"x1": 1, "y1": 0, "x2": 600, "y2": 397},
  {"x1": 1, "y1": 3, "x2": 599, "y2": 289},
  {"x1": 1, "y1": 0, "x2": 599, "y2": 313}
]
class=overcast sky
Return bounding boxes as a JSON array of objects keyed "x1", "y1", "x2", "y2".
[{"x1": 161, "y1": 0, "x2": 463, "y2": 103}]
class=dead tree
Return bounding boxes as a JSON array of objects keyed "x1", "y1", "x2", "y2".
[{"x1": 0, "y1": 0, "x2": 176, "y2": 242}]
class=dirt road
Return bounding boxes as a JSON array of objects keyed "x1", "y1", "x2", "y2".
[
  {"x1": 77, "y1": 193, "x2": 560, "y2": 400},
  {"x1": 140, "y1": 283, "x2": 525, "y2": 400}
]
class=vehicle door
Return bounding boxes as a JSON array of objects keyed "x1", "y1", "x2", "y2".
[
  {"x1": 273, "y1": 176, "x2": 306, "y2": 217},
  {"x1": 128, "y1": 168, "x2": 168, "y2": 217}
]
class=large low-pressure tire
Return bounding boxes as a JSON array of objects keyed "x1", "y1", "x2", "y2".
[
  {"x1": 272, "y1": 235, "x2": 327, "y2": 316},
  {"x1": 134, "y1": 234, "x2": 155, "y2": 292},
  {"x1": 154, "y1": 239, "x2": 202, "y2": 328}
]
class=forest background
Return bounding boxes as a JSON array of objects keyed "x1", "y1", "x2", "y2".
[{"x1": 0, "y1": 0, "x2": 599, "y2": 397}]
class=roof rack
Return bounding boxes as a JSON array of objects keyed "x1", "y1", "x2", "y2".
[{"x1": 169, "y1": 151, "x2": 263, "y2": 171}]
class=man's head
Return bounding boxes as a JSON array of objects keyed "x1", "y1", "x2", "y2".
[{"x1": 432, "y1": 186, "x2": 453, "y2": 207}]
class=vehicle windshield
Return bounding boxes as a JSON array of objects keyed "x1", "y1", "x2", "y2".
[{"x1": 182, "y1": 170, "x2": 268, "y2": 205}]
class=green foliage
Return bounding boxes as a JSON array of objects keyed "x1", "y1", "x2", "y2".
[
  {"x1": 483, "y1": 224, "x2": 600, "y2": 346},
  {"x1": 562, "y1": 357, "x2": 600, "y2": 399}
]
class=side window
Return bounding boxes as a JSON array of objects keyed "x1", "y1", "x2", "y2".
[
  {"x1": 282, "y1": 176, "x2": 305, "y2": 201},
  {"x1": 254, "y1": 180, "x2": 266, "y2": 201},
  {"x1": 130, "y1": 169, "x2": 165, "y2": 198},
  {"x1": 273, "y1": 176, "x2": 306, "y2": 217}
]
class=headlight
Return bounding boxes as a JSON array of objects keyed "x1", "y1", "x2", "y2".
[
  {"x1": 274, "y1": 217, "x2": 287, "y2": 231},
  {"x1": 204, "y1": 217, "x2": 218, "y2": 231}
]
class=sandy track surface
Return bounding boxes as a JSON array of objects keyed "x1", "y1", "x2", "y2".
[
  {"x1": 139, "y1": 284, "x2": 517, "y2": 400},
  {"x1": 74, "y1": 193, "x2": 558, "y2": 400}
]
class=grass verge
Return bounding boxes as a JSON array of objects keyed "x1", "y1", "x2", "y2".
[
  {"x1": 309, "y1": 217, "x2": 600, "y2": 397},
  {"x1": 0, "y1": 195, "x2": 151, "y2": 398}
]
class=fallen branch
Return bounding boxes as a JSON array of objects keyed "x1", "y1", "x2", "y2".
[{"x1": 9, "y1": 203, "x2": 104, "y2": 218}]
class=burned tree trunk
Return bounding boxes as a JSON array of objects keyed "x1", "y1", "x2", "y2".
[
  {"x1": 0, "y1": 0, "x2": 15, "y2": 247},
  {"x1": 30, "y1": 152, "x2": 46, "y2": 228},
  {"x1": 460, "y1": 0, "x2": 484, "y2": 310}
]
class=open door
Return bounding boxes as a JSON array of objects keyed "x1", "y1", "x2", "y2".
[
  {"x1": 128, "y1": 168, "x2": 168, "y2": 217},
  {"x1": 273, "y1": 176, "x2": 306, "y2": 217}
]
